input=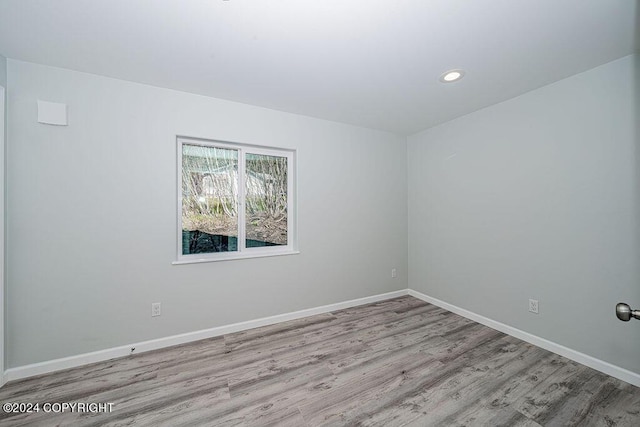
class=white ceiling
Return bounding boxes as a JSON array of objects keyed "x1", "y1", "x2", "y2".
[{"x1": 0, "y1": 0, "x2": 637, "y2": 135}]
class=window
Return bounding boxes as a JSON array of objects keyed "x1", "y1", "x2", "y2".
[{"x1": 176, "y1": 137, "x2": 296, "y2": 262}]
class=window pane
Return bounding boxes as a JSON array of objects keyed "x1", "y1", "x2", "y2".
[
  {"x1": 245, "y1": 153, "x2": 287, "y2": 248},
  {"x1": 182, "y1": 144, "x2": 238, "y2": 254}
]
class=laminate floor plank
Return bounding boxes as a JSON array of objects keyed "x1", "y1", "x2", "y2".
[
  {"x1": 322, "y1": 314, "x2": 464, "y2": 376},
  {"x1": 450, "y1": 407, "x2": 544, "y2": 427},
  {"x1": 448, "y1": 352, "x2": 567, "y2": 425},
  {"x1": 223, "y1": 313, "x2": 337, "y2": 351},
  {"x1": 340, "y1": 338, "x2": 545, "y2": 427},
  {"x1": 392, "y1": 301, "x2": 443, "y2": 316},
  {"x1": 515, "y1": 360, "x2": 600, "y2": 421},
  {"x1": 420, "y1": 344, "x2": 553, "y2": 426},
  {"x1": 169, "y1": 365, "x2": 334, "y2": 427},
  {"x1": 1, "y1": 296, "x2": 638, "y2": 426},
  {"x1": 329, "y1": 296, "x2": 426, "y2": 321},
  {"x1": 531, "y1": 372, "x2": 621, "y2": 426},
  {"x1": 580, "y1": 386, "x2": 640, "y2": 426},
  {"x1": 97, "y1": 388, "x2": 232, "y2": 427},
  {"x1": 0, "y1": 337, "x2": 227, "y2": 401},
  {"x1": 227, "y1": 343, "x2": 368, "y2": 397},
  {"x1": 234, "y1": 338, "x2": 442, "y2": 424},
  {"x1": 298, "y1": 352, "x2": 445, "y2": 426},
  {"x1": 225, "y1": 310, "x2": 397, "y2": 359}
]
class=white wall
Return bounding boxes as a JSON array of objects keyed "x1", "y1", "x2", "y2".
[
  {"x1": 6, "y1": 60, "x2": 408, "y2": 368},
  {"x1": 408, "y1": 54, "x2": 640, "y2": 375},
  {"x1": 0, "y1": 55, "x2": 6, "y2": 87},
  {"x1": 1, "y1": 54, "x2": 6, "y2": 383}
]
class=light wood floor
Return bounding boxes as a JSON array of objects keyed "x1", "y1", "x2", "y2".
[{"x1": 1, "y1": 296, "x2": 639, "y2": 426}]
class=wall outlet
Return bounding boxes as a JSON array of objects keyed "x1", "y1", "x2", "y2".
[
  {"x1": 391, "y1": 268, "x2": 397, "y2": 278},
  {"x1": 528, "y1": 299, "x2": 539, "y2": 314},
  {"x1": 151, "y1": 302, "x2": 161, "y2": 317}
]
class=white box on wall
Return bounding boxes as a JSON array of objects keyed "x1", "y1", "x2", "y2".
[{"x1": 37, "y1": 100, "x2": 68, "y2": 126}]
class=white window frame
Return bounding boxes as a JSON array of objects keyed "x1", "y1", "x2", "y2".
[{"x1": 174, "y1": 136, "x2": 298, "y2": 264}]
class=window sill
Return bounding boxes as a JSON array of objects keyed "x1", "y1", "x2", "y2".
[{"x1": 172, "y1": 250, "x2": 300, "y2": 265}]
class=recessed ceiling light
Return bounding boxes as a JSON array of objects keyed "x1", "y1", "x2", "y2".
[{"x1": 439, "y1": 69, "x2": 465, "y2": 83}]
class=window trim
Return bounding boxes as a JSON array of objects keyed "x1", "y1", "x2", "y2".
[{"x1": 174, "y1": 136, "x2": 298, "y2": 264}]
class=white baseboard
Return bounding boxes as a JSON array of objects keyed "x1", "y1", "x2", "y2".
[
  {"x1": 4, "y1": 289, "x2": 408, "y2": 383},
  {"x1": 408, "y1": 289, "x2": 640, "y2": 388}
]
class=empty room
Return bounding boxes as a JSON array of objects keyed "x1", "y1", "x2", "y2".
[{"x1": 0, "y1": 0, "x2": 639, "y2": 425}]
